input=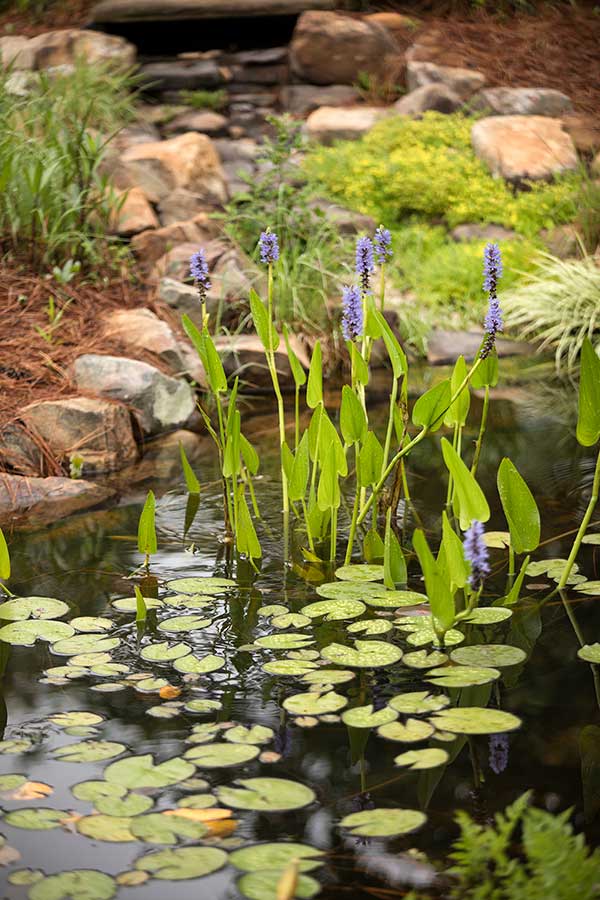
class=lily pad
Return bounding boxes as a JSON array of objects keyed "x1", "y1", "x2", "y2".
[
  {"x1": 95, "y1": 794, "x2": 154, "y2": 817},
  {"x1": 229, "y1": 842, "x2": 324, "y2": 873},
  {"x1": 449, "y1": 645, "x2": 526, "y2": 668},
  {"x1": 255, "y1": 634, "x2": 314, "y2": 650},
  {"x1": 394, "y1": 748, "x2": 449, "y2": 770},
  {"x1": 112, "y1": 597, "x2": 163, "y2": 613},
  {"x1": 53, "y1": 742, "x2": 125, "y2": 764},
  {"x1": 163, "y1": 594, "x2": 213, "y2": 609},
  {"x1": 216, "y1": 777, "x2": 315, "y2": 812},
  {"x1": 185, "y1": 699, "x2": 223, "y2": 714},
  {"x1": 321, "y1": 640, "x2": 402, "y2": 668},
  {"x1": 130, "y1": 813, "x2": 207, "y2": 844},
  {"x1": 464, "y1": 607, "x2": 512, "y2": 625},
  {"x1": 363, "y1": 590, "x2": 428, "y2": 609},
  {"x1": 173, "y1": 653, "x2": 225, "y2": 675},
  {"x1": 71, "y1": 781, "x2": 126, "y2": 803},
  {"x1": 49, "y1": 712, "x2": 104, "y2": 729},
  {"x1": 263, "y1": 659, "x2": 319, "y2": 676},
  {"x1": 426, "y1": 665, "x2": 501, "y2": 687},
  {"x1": 430, "y1": 707, "x2": 522, "y2": 735},
  {"x1": 0, "y1": 620, "x2": 75, "y2": 647},
  {"x1": 70, "y1": 617, "x2": 113, "y2": 633},
  {"x1": 90, "y1": 663, "x2": 130, "y2": 678},
  {"x1": 405, "y1": 625, "x2": 465, "y2": 648},
  {"x1": 301, "y1": 669, "x2": 355, "y2": 685},
  {"x1": 134, "y1": 677, "x2": 169, "y2": 693},
  {"x1": 105, "y1": 754, "x2": 195, "y2": 790},
  {"x1": 271, "y1": 613, "x2": 311, "y2": 629},
  {"x1": 339, "y1": 807, "x2": 426, "y2": 837},
  {"x1": 0, "y1": 774, "x2": 27, "y2": 792},
  {"x1": 257, "y1": 605, "x2": 288, "y2": 618},
  {"x1": 316, "y1": 581, "x2": 388, "y2": 602},
  {"x1": 283, "y1": 691, "x2": 347, "y2": 716},
  {"x1": 51, "y1": 636, "x2": 119, "y2": 656},
  {"x1": 184, "y1": 742, "x2": 259, "y2": 767},
  {"x1": 28, "y1": 871, "x2": 117, "y2": 900},
  {"x1": 225, "y1": 725, "x2": 274, "y2": 745},
  {"x1": 0, "y1": 738, "x2": 33, "y2": 754},
  {"x1": 578, "y1": 644, "x2": 600, "y2": 663},
  {"x1": 377, "y1": 718, "x2": 434, "y2": 743},
  {"x1": 575, "y1": 582, "x2": 600, "y2": 595},
  {"x1": 388, "y1": 692, "x2": 450, "y2": 715},
  {"x1": 347, "y1": 620, "x2": 392, "y2": 635},
  {"x1": 177, "y1": 794, "x2": 216, "y2": 809},
  {"x1": 335, "y1": 564, "x2": 384, "y2": 582},
  {"x1": 4, "y1": 808, "x2": 67, "y2": 830},
  {"x1": 8, "y1": 869, "x2": 44, "y2": 886},
  {"x1": 0, "y1": 597, "x2": 68, "y2": 621},
  {"x1": 237, "y1": 871, "x2": 321, "y2": 900},
  {"x1": 76, "y1": 815, "x2": 135, "y2": 842},
  {"x1": 140, "y1": 642, "x2": 191, "y2": 662},
  {"x1": 483, "y1": 531, "x2": 511, "y2": 549},
  {"x1": 166, "y1": 577, "x2": 234, "y2": 595},
  {"x1": 300, "y1": 599, "x2": 366, "y2": 621},
  {"x1": 341, "y1": 705, "x2": 398, "y2": 729},
  {"x1": 186, "y1": 724, "x2": 221, "y2": 746},
  {"x1": 134, "y1": 846, "x2": 228, "y2": 880},
  {"x1": 157, "y1": 616, "x2": 211, "y2": 634}
]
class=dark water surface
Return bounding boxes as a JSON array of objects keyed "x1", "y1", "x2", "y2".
[{"x1": 1, "y1": 380, "x2": 600, "y2": 899}]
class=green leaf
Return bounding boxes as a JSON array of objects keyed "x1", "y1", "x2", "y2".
[
  {"x1": 289, "y1": 432, "x2": 310, "y2": 502},
  {"x1": 29, "y1": 871, "x2": 117, "y2": 900},
  {"x1": 497, "y1": 458, "x2": 540, "y2": 554},
  {"x1": 166, "y1": 577, "x2": 234, "y2": 595},
  {"x1": 0, "y1": 596, "x2": 68, "y2": 621},
  {"x1": 230, "y1": 842, "x2": 323, "y2": 873},
  {"x1": 237, "y1": 872, "x2": 320, "y2": 900},
  {"x1": 237, "y1": 489, "x2": 262, "y2": 560},
  {"x1": 341, "y1": 704, "x2": 397, "y2": 729},
  {"x1": 105, "y1": 754, "x2": 195, "y2": 790},
  {"x1": 0, "y1": 527, "x2": 10, "y2": 581},
  {"x1": 223, "y1": 409, "x2": 241, "y2": 479},
  {"x1": 0, "y1": 620, "x2": 74, "y2": 646},
  {"x1": 225, "y1": 725, "x2": 274, "y2": 745},
  {"x1": 412, "y1": 529, "x2": 455, "y2": 634},
  {"x1": 179, "y1": 441, "x2": 200, "y2": 494},
  {"x1": 437, "y1": 512, "x2": 469, "y2": 592},
  {"x1": 471, "y1": 346, "x2": 498, "y2": 389},
  {"x1": 578, "y1": 644, "x2": 600, "y2": 663},
  {"x1": 394, "y1": 748, "x2": 449, "y2": 770},
  {"x1": 441, "y1": 438, "x2": 490, "y2": 530},
  {"x1": 340, "y1": 385, "x2": 367, "y2": 445},
  {"x1": 359, "y1": 431, "x2": 384, "y2": 488},
  {"x1": 426, "y1": 665, "x2": 500, "y2": 687},
  {"x1": 388, "y1": 691, "x2": 449, "y2": 714},
  {"x1": 134, "y1": 587, "x2": 147, "y2": 623},
  {"x1": 317, "y1": 443, "x2": 340, "y2": 511},
  {"x1": 306, "y1": 341, "x2": 323, "y2": 409},
  {"x1": 282, "y1": 325, "x2": 307, "y2": 387},
  {"x1": 134, "y1": 847, "x2": 227, "y2": 881},
  {"x1": 4, "y1": 808, "x2": 68, "y2": 830},
  {"x1": 240, "y1": 434, "x2": 260, "y2": 476},
  {"x1": 321, "y1": 640, "x2": 402, "y2": 668},
  {"x1": 444, "y1": 356, "x2": 470, "y2": 428},
  {"x1": 577, "y1": 338, "x2": 600, "y2": 446},
  {"x1": 449, "y1": 644, "x2": 526, "y2": 667},
  {"x1": 340, "y1": 807, "x2": 426, "y2": 837},
  {"x1": 76, "y1": 815, "x2": 135, "y2": 842},
  {"x1": 140, "y1": 642, "x2": 190, "y2": 662},
  {"x1": 53, "y1": 741, "x2": 125, "y2": 763},
  {"x1": 430, "y1": 707, "x2": 521, "y2": 735},
  {"x1": 137, "y1": 491, "x2": 157, "y2": 557},
  {"x1": 216, "y1": 777, "x2": 315, "y2": 811},
  {"x1": 384, "y1": 508, "x2": 406, "y2": 588},
  {"x1": 412, "y1": 379, "x2": 451, "y2": 432},
  {"x1": 250, "y1": 288, "x2": 278, "y2": 353},
  {"x1": 373, "y1": 309, "x2": 407, "y2": 379},
  {"x1": 377, "y1": 718, "x2": 434, "y2": 743},
  {"x1": 173, "y1": 653, "x2": 225, "y2": 675},
  {"x1": 184, "y1": 742, "x2": 260, "y2": 767},
  {"x1": 301, "y1": 598, "x2": 365, "y2": 621},
  {"x1": 130, "y1": 813, "x2": 208, "y2": 845}
]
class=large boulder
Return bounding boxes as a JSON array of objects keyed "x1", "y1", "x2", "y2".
[
  {"x1": 20, "y1": 397, "x2": 138, "y2": 474},
  {"x1": 26, "y1": 29, "x2": 135, "y2": 71},
  {"x1": 0, "y1": 474, "x2": 115, "y2": 527},
  {"x1": 102, "y1": 308, "x2": 186, "y2": 372},
  {"x1": 290, "y1": 11, "x2": 398, "y2": 85},
  {"x1": 130, "y1": 214, "x2": 217, "y2": 268},
  {"x1": 309, "y1": 199, "x2": 376, "y2": 235},
  {"x1": 163, "y1": 110, "x2": 229, "y2": 137},
  {"x1": 471, "y1": 115, "x2": 578, "y2": 182},
  {"x1": 365, "y1": 11, "x2": 420, "y2": 41},
  {"x1": 394, "y1": 84, "x2": 462, "y2": 116},
  {"x1": 0, "y1": 36, "x2": 34, "y2": 69},
  {"x1": 471, "y1": 87, "x2": 572, "y2": 117},
  {"x1": 305, "y1": 105, "x2": 388, "y2": 144},
  {"x1": 427, "y1": 330, "x2": 534, "y2": 366},
  {"x1": 111, "y1": 187, "x2": 159, "y2": 237},
  {"x1": 214, "y1": 333, "x2": 309, "y2": 392},
  {"x1": 73, "y1": 355, "x2": 197, "y2": 435},
  {"x1": 159, "y1": 278, "x2": 204, "y2": 327},
  {"x1": 91, "y1": 0, "x2": 335, "y2": 24},
  {"x1": 281, "y1": 83, "x2": 361, "y2": 116},
  {"x1": 406, "y1": 60, "x2": 485, "y2": 99},
  {"x1": 121, "y1": 132, "x2": 229, "y2": 205}
]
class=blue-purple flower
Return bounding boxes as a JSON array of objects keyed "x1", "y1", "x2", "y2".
[
  {"x1": 374, "y1": 226, "x2": 392, "y2": 265},
  {"x1": 259, "y1": 230, "x2": 279, "y2": 265},
  {"x1": 341, "y1": 285, "x2": 363, "y2": 341},
  {"x1": 463, "y1": 520, "x2": 490, "y2": 589},
  {"x1": 189, "y1": 249, "x2": 211, "y2": 302},
  {"x1": 480, "y1": 242, "x2": 503, "y2": 359},
  {"x1": 489, "y1": 733, "x2": 509, "y2": 774},
  {"x1": 355, "y1": 236, "x2": 374, "y2": 295}
]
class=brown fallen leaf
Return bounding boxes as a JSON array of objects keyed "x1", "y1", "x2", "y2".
[
  {"x1": 158, "y1": 685, "x2": 182, "y2": 700},
  {"x1": 10, "y1": 781, "x2": 53, "y2": 801},
  {"x1": 116, "y1": 871, "x2": 149, "y2": 887},
  {"x1": 296, "y1": 716, "x2": 319, "y2": 728},
  {"x1": 205, "y1": 818, "x2": 237, "y2": 838},
  {"x1": 259, "y1": 751, "x2": 282, "y2": 764},
  {"x1": 59, "y1": 812, "x2": 82, "y2": 834},
  {"x1": 164, "y1": 808, "x2": 232, "y2": 822},
  {"x1": 277, "y1": 859, "x2": 299, "y2": 900},
  {"x1": 0, "y1": 844, "x2": 20, "y2": 866}
]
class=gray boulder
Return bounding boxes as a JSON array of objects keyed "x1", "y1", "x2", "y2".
[
  {"x1": 394, "y1": 84, "x2": 462, "y2": 116},
  {"x1": 406, "y1": 60, "x2": 485, "y2": 99},
  {"x1": 470, "y1": 87, "x2": 573, "y2": 117}
]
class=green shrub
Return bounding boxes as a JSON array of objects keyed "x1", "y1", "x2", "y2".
[{"x1": 178, "y1": 89, "x2": 228, "y2": 111}]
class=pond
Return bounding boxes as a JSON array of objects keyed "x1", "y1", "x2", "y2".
[{"x1": 0, "y1": 377, "x2": 599, "y2": 899}]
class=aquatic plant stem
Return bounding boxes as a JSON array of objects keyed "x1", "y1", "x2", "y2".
[
  {"x1": 357, "y1": 427, "x2": 428, "y2": 527},
  {"x1": 560, "y1": 591, "x2": 600, "y2": 709},
  {"x1": 556, "y1": 446, "x2": 600, "y2": 591},
  {"x1": 471, "y1": 385, "x2": 490, "y2": 476},
  {"x1": 265, "y1": 263, "x2": 290, "y2": 550},
  {"x1": 0, "y1": 584, "x2": 14, "y2": 597},
  {"x1": 381, "y1": 376, "x2": 398, "y2": 480},
  {"x1": 344, "y1": 444, "x2": 362, "y2": 565},
  {"x1": 215, "y1": 393, "x2": 234, "y2": 538},
  {"x1": 330, "y1": 507, "x2": 337, "y2": 562}
]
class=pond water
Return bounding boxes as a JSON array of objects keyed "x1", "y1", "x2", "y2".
[{"x1": 1, "y1": 378, "x2": 600, "y2": 899}]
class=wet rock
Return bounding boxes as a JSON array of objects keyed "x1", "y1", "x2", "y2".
[
  {"x1": 138, "y1": 59, "x2": 225, "y2": 92},
  {"x1": 471, "y1": 116, "x2": 578, "y2": 182},
  {"x1": 112, "y1": 187, "x2": 159, "y2": 237},
  {"x1": 427, "y1": 330, "x2": 534, "y2": 366},
  {"x1": 394, "y1": 83, "x2": 462, "y2": 116},
  {"x1": 309, "y1": 199, "x2": 376, "y2": 235},
  {"x1": 91, "y1": 0, "x2": 335, "y2": 24},
  {"x1": 20, "y1": 397, "x2": 138, "y2": 473},
  {"x1": 114, "y1": 429, "x2": 209, "y2": 486},
  {"x1": 28, "y1": 29, "x2": 136, "y2": 72},
  {"x1": 102, "y1": 308, "x2": 186, "y2": 371},
  {"x1": 163, "y1": 110, "x2": 229, "y2": 136},
  {"x1": 0, "y1": 474, "x2": 116, "y2": 527},
  {"x1": 230, "y1": 63, "x2": 288, "y2": 85},
  {"x1": 290, "y1": 11, "x2": 399, "y2": 86},
  {"x1": 406, "y1": 60, "x2": 485, "y2": 99},
  {"x1": 121, "y1": 132, "x2": 228, "y2": 205},
  {"x1": 73, "y1": 355, "x2": 197, "y2": 435},
  {"x1": 214, "y1": 333, "x2": 309, "y2": 392},
  {"x1": 450, "y1": 224, "x2": 519, "y2": 243},
  {"x1": 541, "y1": 224, "x2": 581, "y2": 259},
  {"x1": 471, "y1": 87, "x2": 572, "y2": 117},
  {"x1": 131, "y1": 213, "x2": 218, "y2": 267},
  {"x1": 222, "y1": 47, "x2": 288, "y2": 66},
  {"x1": 306, "y1": 105, "x2": 388, "y2": 144},
  {"x1": 281, "y1": 83, "x2": 360, "y2": 116},
  {"x1": 0, "y1": 425, "x2": 45, "y2": 476}
]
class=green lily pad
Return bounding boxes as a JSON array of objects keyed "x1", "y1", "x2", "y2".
[
  {"x1": 140, "y1": 642, "x2": 191, "y2": 662},
  {"x1": 301, "y1": 669, "x2": 355, "y2": 685},
  {"x1": 134, "y1": 846, "x2": 228, "y2": 880},
  {"x1": 237, "y1": 871, "x2": 321, "y2": 900},
  {"x1": 49, "y1": 712, "x2": 104, "y2": 729},
  {"x1": 0, "y1": 774, "x2": 27, "y2": 792},
  {"x1": 70, "y1": 617, "x2": 113, "y2": 633},
  {"x1": 363, "y1": 590, "x2": 428, "y2": 609},
  {"x1": 430, "y1": 707, "x2": 522, "y2": 735},
  {"x1": 347, "y1": 620, "x2": 392, "y2": 635},
  {"x1": 179, "y1": 776, "x2": 211, "y2": 791},
  {"x1": 146, "y1": 705, "x2": 181, "y2": 720},
  {"x1": 388, "y1": 691, "x2": 450, "y2": 715},
  {"x1": 405, "y1": 625, "x2": 465, "y2": 648},
  {"x1": 29, "y1": 871, "x2": 117, "y2": 900},
  {"x1": 271, "y1": 613, "x2": 311, "y2": 629},
  {"x1": 166, "y1": 577, "x2": 234, "y2": 595},
  {"x1": 163, "y1": 594, "x2": 213, "y2": 609},
  {"x1": 578, "y1": 644, "x2": 600, "y2": 663},
  {"x1": 186, "y1": 724, "x2": 221, "y2": 745},
  {"x1": 464, "y1": 607, "x2": 512, "y2": 625},
  {"x1": 53, "y1": 742, "x2": 125, "y2": 764},
  {"x1": 112, "y1": 597, "x2": 163, "y2": 613},
  {"x1": 64, "y1": 726, "x2": 100, "y2": 739},
  {"x1": 321, "y1": 640, "x2": 402, "y2": 668},
  {"x1": 173, "y1": 653, "x2": 225, "y2": 675},
  {"x1": 426, "y1": 665, "x2": 500, "y2": 687},
  {"x1": 394, "y1": 748, "x2": 449, "y2": 770},
  {"x1": 340, "y1": 807, "x2": 426, "y2": 837},
  {"x1": 230, "y1": 842, "x2": 324, "y2": 873},
  {"x1": 341, "y1": 704, "x2": 398, "y2": 729},
  {"x1": 134, "y1": 677, "x2": 169, "y2": 693},
  {"x1": 257, "y1": 605, "x2": 289, "y2": 618},
  {"x1": 483, "y1": 531, "x2": 511, "y2": 549},
  {"x1": 526, "y1": 559, "x2": 573, "y2": 577},
  {"x1": 8, "y1": 869, "x2": 44, "y2": 886},
  {"x1": 335, "y1": 564, "x2": 384, "y2": 582},
  {"x1": 263, "y1": 659, "x2": 319, "y2": 676},
  {"x1": 225, "y1": 725, "x2": 274, "y2": 745},
  {"x1": 184, "y1": 742, "x2": 259, "y2": 767},
  {"x1": 403, "y1": 650, "x2": 449, "y2": 669},
  {"x1": 283, "y1": 691, "x2": 347, "y2": 716},
  {"x1": 105, "y1": 754, "x2": 195, "y2": 790},
  {"x1": 289, "y1": 650, "x2": 320, "y2": 661},
  {"x1": 91, "y1": 663, "x2": 130, "y2": 678},
  {"x1": 0, "y1": 597, "x2": 69, "y2": 621},
  {"x1": 4, "y1": 808, "x2": 67, "y2": 830},
  {"x1": 95, "y1": 794, "x2": 154, "y2": 817},
  {"x1": 69, "y1": 653, "x2": 112, "y2": 667},
  {"x1": 0, "y1": 738, "x2": 33, "y2": 754},
  {"x1": 71, "y1": 781, "x2": 126, "y2": 803},
  {"x1": 316, "y1": 581, "x2": 388, "y2": 602},
  {"x1": 157, "y1": 615, "x2": 211, "y2": 634},
  {"x1": 449, "y1": 645, "x2": 526, "y2": 668},
  {"x1": 185, "y1": 699, "x2": 223, "y2": 714},
  {"x1": 255, "y1": 634, "x2": 314, "y2": 650},
  {"x1": 582, "y1": 534, "x2": 600, "y2": 544},
  {"x1": 130, "y1": 813, "x2": 208, "y2": 844},
  {"x1": 45, "y1": 666, "x2": 87, "y2": 680},
  {"x1": 574, "y1": 581, "x2": 600, "y2": 594},
  {"x1": 76, "y1": 815, "x2": 135, "y2": 842},
  {"x1": 51, "y1": 636, "x2": 119, "y2": 656},
  {"x1": 300, "y1": 599, "x2": 366, "y2": 621},
  {"x1": 377, "y1": 718, "x2": 434, "y2": 743},
  {"x1": 216, "y1": 777, "x2": 315, "y2": 812},
  {"x1": 0, "y1": 620, "x2": 75, "y2": 647},
  {"x1": 177, "y1": 794, "x2": 216, "y2": 809}
]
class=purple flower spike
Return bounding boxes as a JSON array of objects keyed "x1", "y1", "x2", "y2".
[
  {"x1": 355, "y1": 236, "x2": 374, "y2": 295},
  {"x1": 374, "y1": 226, "x2": 392, "y2": 265},
  {"x1": 341, "y1": 285, "x2": 363, "y2": 341},
  {"x1": 489, "y1": 733, "x2": 509, "y2": 775},
  {"x1": 259, "y1": 230, "x2": 279, "y2": 265},
  {"x1": 190, "y1": 249, "x2": 211, "y2": 296},
  {"x1": 463, "y1": 520, "x2": 490, "y2": 589},
  {"x1": 480, "y1": 242, "x2": 504, "y2": 360}
]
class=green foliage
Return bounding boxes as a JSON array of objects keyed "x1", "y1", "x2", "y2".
[
  {"x1": 577, "y1": 338, "x2": 600, "y2": 447},
  {"x1": 137, "y1": 491, "x2": 157, "y2": 561},
  {"x1": 177, "y1": 88, "x2": 227, "y2": 111}
]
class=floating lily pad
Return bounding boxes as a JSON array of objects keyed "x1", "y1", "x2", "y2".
[
  {"x1": 135, "y1": 677, "x2": 169, "y2": 693},
  {"x1": 177, "y1": 794, "x2": 216, "y2": 809},
  {"x1": 185, "y1": 699, "x2": 223, "y2": 714},
  {"x1": 483, "y1": 531, "x2": 511, "y2": 549},
  {"x1": 45, "y1": 666, "x2": 87, "y2": 680},
  {"x1": 116, "y1": 871, "x2": 149, "y2": 887},
  {"x1": 257, "y1": 605, "x2": 288, "y2": 618},
  {"x1": 263, "y1": 659, "x2": 318, "y2": 676},
  {"x1": 91, "y1": 663, "x2": 130, "y2": 678},
  {"x1": 225, "y1": 725, "x2": 274, "y2": 745},
  {"x1": 51, "y1": 636, "x2": 119, "y2": 656},
  {"x1": 341, "y1": 704, "x2": 398, "y2": 729},
  {"x1": 105, "y1": 754, "x2": 195, "y2": 790},
  {"x1": 112, "y1": 597, "x2": 163, "y2": 613},
  {"x1": 0, "y1": 774, "x2": 27, "y2": 792},
  {"x1": 186, "y1": 723, "x2": 221, "y2": 745},
  {"x1": 289, "y1": 650, "x2": 320, "y2": 661},
  {"x1": 363, "y1": 590, "x2": 428, "y2": 609},
  {"x1": 184, "y1": 742, "x2": 259, "y2": 767},
  {"x1": 146, "y1": 705, "x2": 181, "y2": 720},
  {"x1": 464, "y1": 607, "x2": 512, "y2": 625},
  {"x1": 77, "y1": 815, "x2": 135, "y2": 842},
  {"x1": 229, "y1": 842, "x2": 324, "y2": 873},
  {"x1": 578, "y1": 644, "x2": 600, "y2": 663},
  {"x1": 173, "y1": 653, "x2": 225, "y2": 675},
  {"x1": 29, "y1": 871, "x2": 117, "y2": 900},
  {"x1": 283, "y1": 691, "x2": 347, "y2": 716},
  {"x1": 49, "y1": 712, "x2": 104, "y2": 729},
  {"x1": 394, "y1": 748, "x2": 449, "y2": 770},
  {"x1": 255, "y1": 634, "x2": 314, "y2": 650},
  {"x1": 388, "y1": 692, "x2": 450, "y2": 715},
  {"x1": 316, "y1": 582, "x2": 388, "y2": 602},
  {"x1": 163, "y1": 594, "x2": 213, "y2": 609},
  {"x1": 130, "y1": 813, "x2": 208, "y2": 844},
  {"x1": 95, "y1": 793, "x2": 154, "y2": 817},
  {"x1": 216, "y1": 777, "x2": 315, "y2": 812},
  {"x1": 70, "y1": 617, "x2": 113, "y2": 633},
  {"x1": 335, "y1": 564, "x2": 384, "y2": 582},
  {"x1": 72, "y1": 781, "x2": 126, "y2": 803},
  {"x1": 0, "y1": 738, "x2": 33, "y2": 754},
  {"x1": 301, "y1": 669, "x2": 355, "y2": 685},
  {"x1": 140, "y1": 642, "x2": 191, "y2": 663},
  {"x1": 573, "y1": 581, "x2": 600, "y2": 595},
  {"x1": 69, "y1": 653, "x2": 112, "y2": 668},
  {"x1": 449, "y1": 645, "x2": 526, "y2": 668},
  {"x1": 54, "y1": 741, "x2": 125, "y2": 764},
  {"x1": 92, "y1": 683, "x2": 126, "y2": 693},
  {"x1": 0, "y1": 620, "x2": 75, "y2": 647},
  {"x1": 430, "y1": 707, "x2": 522, "y2": 735},
  {"x1": 377, "y1": 718, "x2": 434, "y2": 743},
  {"x1": 347, "y1": 620, "x2": 392, "y2": 635},
  {"x1": 339, "y1": 807, "x2": 426, "y2": 837},
  {"x1": 404, "y1": 625, "x2": 465, "y2": 648},
  {"x1": 167, "y1": 578, "x2": 234, "y2": 595},
  {"x1": 4, "y1": 808, "x2": 67, "y2": 830},
  {"x1": 526, "y1": 559, "x2": 574, "y2": 577},
  {"x1": 0, "y1": 597, "x2": 69, "y2": 621},
  {"x1": 426, "y1": 665, "x2": 501, "y2": 687},
  {"x1": 158, "y1": 616, "x2": 211, "y2": 634},
  {"x1": 321, "y1": 640, "x2": 402, "y2": 668},
  {"x1": 300, "y1": 599, "x2": 366, "y2": 621},
  {"x1": 271, "y1": 614, "x2": 311, "y2": 629},
  {"x1": 134, "y1": 846, "x2": 228, "y2": 880},
  {"x1": 237, "y1": 871, "x2": 321, "y2": 900},
  {"x1": 8, "y1": 869, "x2": 44, "y2": 886}
]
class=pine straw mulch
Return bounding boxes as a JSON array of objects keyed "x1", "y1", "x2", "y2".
[{"x1": 0, "y1": 0, "x2": 95, "y2": 38}]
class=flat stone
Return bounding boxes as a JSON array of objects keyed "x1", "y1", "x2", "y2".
[
  {"x1": 471, "y1": 87, "x2": 572, "y2": 117},
  {"x1": 91, "y1": 0, "x2": 335, "y2": 22},
  {"x1": 281, "y1": 83, "x2": 360, "y2": 116},
  {"x1": 0, "y1": 474, "x2": 115, "y2": 527},
  {"x1": 0, "y1": 36, "x2": 34, "y2": 69},
  {"x1": 28, "y1": 28, "x2": 135, "y2": 71},
  {"x1": 290, "y1": 11, "x2": 399, "y2": 86},
  {"x1": 113, "y1": 123, "x2": 161, "y2": 152},
  {"x1": 156, "y1": 189, "x2": 218, "y2": 227},
  {"x1": 139, "y1": 59, "x2": 225, "y2": 92},
  {"x1": 114, "y1": 429, "x2": 209, "y2": 485},
  {"x1": 427, "y1": 330, "x2": 534, "y2": 366},
  {"x1": 305, "y1": 105, "x2": 388, "y2": 143},
  {"x1": 214, "y1": 333, "x2": 309, "y2": 392},
  {"x1": 0, "y1": 425, "x2": 45, "y2": 477},
  {"x1": 131, "y1": 213, "x2": 217, "y2": 266},
  {"x1": 450, "y1": 224, "x2": 519, "y2": 243},
  {"x1": 20, "y1": 397, "x2": 138, "y2": 473},
  {"x1": 213, "y1": 137, "x2": 259, "y2": 163},
  {"x1": 471, "y1": 115, "x2": 578, "y2": 182},
  {"x1": 112, "y1": 186, "x2": 159, "y2": 237},
  {"x1": 394, "y1": 83, "x2": 462, "y2": 116},
  {"x1": 309, "y1": 198, "x2": 376, "y2": 235},
  {"x1": 163, "y1": 110, "x2": 229, "y2": 136},
  {"x1": 221, "y1": 46, "x2": 288, "y2": 65},
  {"x1": 406, "y1": 60, "x2": 485, "y2": 99},
  {"x1": 229, "y1": 64, "x2": 288, "y2": 84},
  {"x1": 159, "y1": 277, "x2": 205, "y2": 326},
  {"x1": 73, "y1": 355, "x2": 197, "y2": 435},
  {"x1": 103, "y1": 308, "x2": 186, "y2": 371}
]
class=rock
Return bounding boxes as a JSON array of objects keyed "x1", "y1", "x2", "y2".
[
  {"x1": 27, "y1": 29, "x2": 136, "y2": 72},
  {"x1": 159, "y1": 278, "x2": 204, "y2": 327},
  {"x1": 102, "y1": 308, "x2": 187, "y2": 372},
  {"x1": 394, "y1": 83, "x2": 462, "y2": 116},
  {"x1": 222, "y1": 47, "x2": 288, "y2": 65},
  {"x1": 112, "y1": 187, "x2": 159, "y2": 237},
  {"x1": 290, "y1": 11, "x2": 399, "y2": 86},
  {"x1": 427, "y1": 330, "x2": 534, "y2": 366},
  {"x1": 562, "y1": 114, "x2": 600, "y2": 156},
  {"x1": 471, "y1": 115, "x2": 578, "y2": 182},
  {"x1": 0, "y1": 36, "x2": 34, "y2": 69},
  {"x1": 130, "y1": 213, "x2": 217, "y2": 267},
  {"x1": 113, "y1": 123, "x2": 161, "y2": 152},
  {"x1": 151, "y1": 241, "x2": 211, "y2": 281},
  {"x1": 0, "y1": 474, "x2": 116, "y2": 527},
  {"x1": 115, "y1": 429, "x2": 210, "y2": 486},
  {"x1": 121, "y1": 132, "x2": 229, "y2": 205},
  {"x1": 0, "y1": 425, "x2": 45, "y2": 476},
  {"x1": 91, "y1": 0, "x2": 335, "y2": 23},
  {"x1": 309, "y1": 199, "x2": 376, "y2": 235},
  {"x1": 450, "y1": 224, "x2": 519, "y2": 243},
  {"x1": 593, "y1": 153, "x2": 600, "y2": 176},
  {"x1": 163, "y1": 110, "x2": 229, "y2": 136},
  {"x1": 73, "y1": 355, "x2": 197, "y2": 435},
  {"x1": 20, "y1": 397, "x2": 138, "y2": 473},
  {"x1": 230, "y1": 63, "x2": 288, "y2": 85},
  {"x1": 406, "y1": 60, "x2": 485, "y2": 99},
  {"x1": 213, "y1": 137, "x2": 259, "y2": 164},
  {"x1": 365, "y1": 12, "x2": 420, "y2": 40},
  {"x1": 470, "y1": 87, "x2": 572, "y2": 117},
  {"x1": 541, "y1": 224, "x2": 580, "y2": 259},
  {"x1": 281, "y1": 83, "x2": 360, "y2": 116},
  {"x1": 138, "y1": 59, "x2": 225, "y2": 92},
  {"x1": 305, "y1": 105, "x2": 387, "y2": 143},
  {"x1": 157, "y1": 189, "x2": 220, "y2": 227},
  {"x1": 214, "y1": 333, "x2": 309, "y2": 392}
]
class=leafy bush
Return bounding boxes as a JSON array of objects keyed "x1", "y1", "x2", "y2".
[{"x1": 178, "y1": 89, "x2": 228, "y2": 111}]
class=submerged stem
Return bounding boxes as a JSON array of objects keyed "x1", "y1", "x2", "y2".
[
  {"x1": 556, "y1": 446, "x2": 600, "y2": 591},
  {"x1": 471, "y1": 384, "x2": 490, "y2": 476}
]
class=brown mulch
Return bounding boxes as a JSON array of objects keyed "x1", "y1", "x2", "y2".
[{"x1": 0, "y1": 0, "x2": 94, "y2": 37}]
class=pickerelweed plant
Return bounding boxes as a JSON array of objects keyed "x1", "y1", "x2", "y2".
[{"x1": 179, "y1": 233, "x2": 600, "y2": 646}]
